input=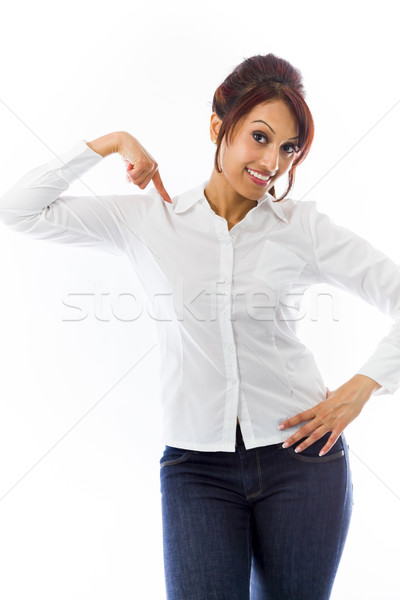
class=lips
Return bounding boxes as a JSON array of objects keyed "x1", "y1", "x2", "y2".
[{"x1": 245, "y1": 167, "x2": 272, "y2": 186}]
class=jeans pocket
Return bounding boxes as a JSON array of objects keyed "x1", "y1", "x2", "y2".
[
  {"x1": 285, "y1": 432, "x2": 345, "y2": 463},
  {"x1": 160, "y1": 445, "x2": 194, "y2": 468}
]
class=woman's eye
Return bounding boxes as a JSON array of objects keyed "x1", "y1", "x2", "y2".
[
  {"x1": 253, "y1": 132, "x2": 267, "y2": 144},
  {"x1": 282, "y1": 144, "x2": 296, "y2": 155},
  {"x1": 252, "y1": 132, "x2": 299, "y2": 155}
]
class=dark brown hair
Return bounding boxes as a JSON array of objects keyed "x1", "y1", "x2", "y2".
[{"x1": 211, "y1": 53, "x2": 314, "y2": 201}]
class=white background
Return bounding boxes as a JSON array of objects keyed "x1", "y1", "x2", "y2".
[{"x1": 0, "y1": 0, "x2": 399, "y2": 598}]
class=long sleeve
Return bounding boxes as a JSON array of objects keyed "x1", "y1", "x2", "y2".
[
  {"x1": 307, "y1": 200, "x2": 400, "y2": 397},
  {"x1": 0, "y1": 139, "x2": 136, "y2": 256}
]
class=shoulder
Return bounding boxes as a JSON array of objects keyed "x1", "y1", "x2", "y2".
[
  {"x1": 283, "y1": 197, "x2": 317, "y2": 217},
  {"x1": 278, "y1": 197, "x2": 319, "y2": 230},
  {"x1": 111, "y1": 186, "x2": 177, "y2": 221},
  {"x1": 282, "y1": 198, "x2": 337, "y2": 232}
]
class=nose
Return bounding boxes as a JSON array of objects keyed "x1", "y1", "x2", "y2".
[{"x1": 259, "y1": 146, "x2": 280, "y2": 176}]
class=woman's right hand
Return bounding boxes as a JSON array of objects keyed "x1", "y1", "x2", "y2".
[{"x1": 118, "y1": 132, "x2": 172, "y2": 203}]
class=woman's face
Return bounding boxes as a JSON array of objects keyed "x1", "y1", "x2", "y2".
[{"x1": 211, "y1": 99, "x2": 300, "y2": 201}]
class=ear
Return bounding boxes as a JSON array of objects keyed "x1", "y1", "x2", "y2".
[{"x1": 210, "y1": 112, "x2": 222, "y2": 142}]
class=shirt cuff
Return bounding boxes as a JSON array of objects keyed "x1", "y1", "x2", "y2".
[{"x1": 355, "y1": 367, "x2": 397, "y2": 396}]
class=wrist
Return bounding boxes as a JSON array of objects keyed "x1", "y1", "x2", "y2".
[
  {"x1": 86, "y1": 131, "x2": 126, "y2": 158},
  {"x1": 348, "y1": 374, "x2": 382, "y2": 402}
]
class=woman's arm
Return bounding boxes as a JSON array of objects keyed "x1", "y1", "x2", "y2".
[
  {"x1": 278, "y1": 206, "x2": 399, "y2": 454},
  {"x1": 0, "y1": 132, "x2": 155, "y2": 256},
  {"x1": 307, "y1": 200, "x2": 400, "y2": 397}
]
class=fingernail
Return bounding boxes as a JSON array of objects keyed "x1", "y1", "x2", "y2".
[
  {"x1": 278, "y1": 424, "x2": 284, "y2": 430},
  {"x1": 282, "y1": 442, "x2": 289, "y2": 448}
]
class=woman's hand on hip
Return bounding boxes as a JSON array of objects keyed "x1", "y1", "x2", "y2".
[{"x1": 277, "y1": 375, "x2": 381, "y2": 456}]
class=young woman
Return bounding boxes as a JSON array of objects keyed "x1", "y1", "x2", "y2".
[{"x1": 1, "y1": 53, "x2": 399, "y2": 600}]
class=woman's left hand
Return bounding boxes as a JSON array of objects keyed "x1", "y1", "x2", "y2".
[{"x1": 278, "y1": 375, "x2": 380, "y2": 456}]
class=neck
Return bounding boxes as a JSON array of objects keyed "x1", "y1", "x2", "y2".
[{"x1": 204, "y1": 170, "x2": 258, "y2": 223}]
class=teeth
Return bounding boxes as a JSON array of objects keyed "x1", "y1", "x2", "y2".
[{"x1": 246, "y1": 168, "x2": 270, "y2": 182}]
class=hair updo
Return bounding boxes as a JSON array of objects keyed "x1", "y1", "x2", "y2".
[{"x1": 211, "y1": 53, "x2": 314, "y2": 201}]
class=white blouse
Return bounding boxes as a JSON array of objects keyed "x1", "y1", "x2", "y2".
[{"x1": 0, "y1": 138, "x2": 399, "y2": 452}]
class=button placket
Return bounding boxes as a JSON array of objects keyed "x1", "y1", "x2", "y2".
[
  {"x1": 214, "y1": 218, "x2": 240, "y2": 436},
  {"x1": 219, "y1": 246, "x2": 232, "y2": 300}
]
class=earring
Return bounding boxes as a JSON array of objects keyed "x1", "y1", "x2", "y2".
[{"x1": 213, "y1": 139, "x2": 217, "y2": 144}]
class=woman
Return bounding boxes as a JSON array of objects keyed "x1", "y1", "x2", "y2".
[{"x1": 0, "y1": 53, "x2": 399, "y2": 600}]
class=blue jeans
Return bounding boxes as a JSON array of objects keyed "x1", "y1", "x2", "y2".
[{"x1": 160, "y1": 422, "x2": 353, "y2": 600}]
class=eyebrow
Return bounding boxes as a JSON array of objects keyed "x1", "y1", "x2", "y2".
[{"x1": 251, "y1": 120, "x2": 299, "y2": 140}]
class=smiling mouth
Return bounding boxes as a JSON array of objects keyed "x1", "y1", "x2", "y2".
[{"x1": 245, "y1": 167, "x2": 272, "y2": 185}]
